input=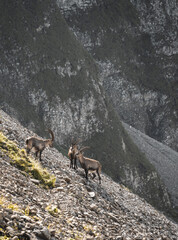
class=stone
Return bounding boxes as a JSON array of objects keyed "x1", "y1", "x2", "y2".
[
  {"x1": 11, "y1": 237, "x2": 19, "y2": 240},
  {"x1": 49, "y1": 229, "x2": 56, "y2": 236},
  {"x1": 90, "y1": 203, "x2": 97, "y2": 211},
  {"x1": 64, "y1": 177, "x2": 71, "y2": 184},
  {"x1": 5, "y1": 208, "x2": 13, "y2": 214},
  {"x1": 11, "y1": 214, "x2": 19, "y2": 220},
  {"x1": 19, "y1": 232, "x2": 31, "y2": 240},
  {"x1": 20, "y1": 215, "x2": 33, "y2": 222},
  {"x1": 31, "y1": 179, "x2": 40, "y2": 185},
  {"x1": 34, "y1": 227, "x2": 51, "y2": 240},
  {"x1": 41, "y1": 227, "x2": 51, "y2": 240},
  {"x1": 6, "y1": 226, "x2": 16, "y2": 237},
  {"x1": 88, "y1": 192, "x2": 95, "y2": 198},
  {"x1": 56, "y1": 187, "x2": 64, "y2": 191}
]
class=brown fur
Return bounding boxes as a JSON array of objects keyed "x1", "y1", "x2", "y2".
[
  {"x1": 68, "y1": 141, "x2": 80, "y2": 169},
  {"x1": 76, "y1": 149, "x2": 102, "y2": 184},
  {"x1": 26, "y1": 129, "x2": 54, "y2": 161}
]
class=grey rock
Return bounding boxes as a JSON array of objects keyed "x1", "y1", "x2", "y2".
[
  {"x1": 11, "y1": 237, "x2": 19, "y2": 240},
  {"x1": 11, "y1": 214, "x2": 20, "y2": 220},
  {"x1": 64, "y1": 177, "x2": 71, "y2": 184},
  {"x1": 56, "y1": 187, "x2": 64, "y2": 192},
  {"x1": 34, "y1": 228, "x2": 51, "y2": 240},
  {"x1": 89, "y1": 203, "x2": 97, "y2": 212},
  {"x1": 49, "y1": 229, "x2": 56, "y2": 237},
  {"x1": 6, "y1": 226, "x2": 16, "y2": 237},
  {"x1": 88, "y1": 192, "x2": 95, "y2": 198},
  {"x1": 31, "y1": 179, "x2": 40, "y2": 185},
  {"x1": 20, "y1": 215, "x2": 33, "y2": 222}
]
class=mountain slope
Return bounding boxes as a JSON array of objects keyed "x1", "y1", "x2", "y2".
[
  {"x1": 0, "y1": 110, "x2": 178, "y2": 239},
  {"x1": 123, "y1": 122, "x2": 178, "y2": 220},
  {"x1": 0, "y1": 0, "x2": 173, "y2": 215},
  {"x1": 59, "y1": 0, "x2": 178, "y2": 151}
]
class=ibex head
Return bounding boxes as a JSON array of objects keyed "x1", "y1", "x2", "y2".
[{"x1": 75, "y1": 146, "x2": 90, "y2": 156}]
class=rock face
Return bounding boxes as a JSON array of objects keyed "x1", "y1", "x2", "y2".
[
  {"x1": 60, "y1": 0, "x2": 178, "y2": 151},
  {"x1": 0, "y1": 110, "x2": 178, "y2": 239},
  {"x1": 0, "y1": 0, "x2": 176, "y2": 220},
  {"x1": 0, "y1": 0, "x2": 106, "y2": 144}
]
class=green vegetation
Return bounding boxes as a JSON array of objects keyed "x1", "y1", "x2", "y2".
[
  {"x1": 0, "y1": 196, "x2": 21, "y2": 213},
  {"x1": 45, "y1": 205, "x2": 60, "y2": 217},
  {"x1": 0, "y1": 236, "x2": 10, "y2": 240},
  {"x1": 0, "y1": 132, "x2": 56, "y2": 188}
]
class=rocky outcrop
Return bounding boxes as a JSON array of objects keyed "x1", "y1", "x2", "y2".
[
  {"x1": 0, "y1": 110, "x2": 178, "y2": 239},
  {"x1": 59, "y1": 0, "x2": 178, "y2": 151}
]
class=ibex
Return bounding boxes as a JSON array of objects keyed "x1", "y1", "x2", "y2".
[
  {"x1": 68, "y1": 139, "x2": 80, "y2": 170},
  {"x1": 75, "y1": 147, "x2": 102, "y2": 184},
  {"x1": 26, "y1": 129, "x2": 54, "y2": 161}
]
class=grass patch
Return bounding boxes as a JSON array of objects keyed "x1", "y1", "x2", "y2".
[
  {"x1": 45, "y1": 205, "x2": 60, "y2": 217},
  {"x1": 0, "y1": 236, "x2": 10, "y2": 240},
  {"x1": 0, "y1": 132, "x2": 56, "y2": 188},
  {"x1": 0, "y1": 196, "x2": 22, "y2": 213}
]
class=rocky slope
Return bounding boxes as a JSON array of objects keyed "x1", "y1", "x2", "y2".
[
  {"x1": 123, "y1": 122, "x2": 178, "y2": 220},
  {"x1": 59, "y1": 0, "x2": 178, "y2": 151},
  {"x1": 0, "y1": 110, "x2": 178, "y2": 240},
  {"x1": 0, "y1": 0, "x2": 173, "y2": 217}
]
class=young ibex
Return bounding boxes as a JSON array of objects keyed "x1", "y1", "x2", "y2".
[
  {"x1": 68, "y1": 139, "x2": 80, "y2": 170},
  {"x1": 26, "y1": 129, "x2": 54, "y2": 161},
  {"x1": 75, "y1": 147, "x2": 102, "y2": 184}
]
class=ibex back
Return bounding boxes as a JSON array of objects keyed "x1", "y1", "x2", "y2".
[
  {"x1": 26, "y1": 129, "x2": 54, "y2": 161},
  {"x1": 76, "y1": 147, "x2": 102, "y2": 184}
]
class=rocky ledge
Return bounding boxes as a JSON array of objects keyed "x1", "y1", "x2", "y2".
[{"x1": 0, "y1": 109, "x2": 178, "y2": 240}]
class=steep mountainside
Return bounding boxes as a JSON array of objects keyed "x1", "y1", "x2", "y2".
[
  {"x1": 59, "y1": 0, "x2": 178, "y2": 151},
  {"x1": 0, "y1": 0, "x2": 175, "y2": 219},
  {"x1": 123, "y1": 122, "x2": 178, "y2": 220},
  {"x1": 0, "y1": 110, "x2": 178, "y2": 239}
]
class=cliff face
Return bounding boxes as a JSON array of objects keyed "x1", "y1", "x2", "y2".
[
  {"x1": 0, "y1": 0, "x2": 111, "y2": 149},
  {"x1": 0, "y1": 0, "x2": 176, "y2": 218},
  {"x1": 0, "y1": 0, "x2": 106, "y2": 142},
  {"x1": 59, "y1": 0, "x2": 178, "y2": 151}
]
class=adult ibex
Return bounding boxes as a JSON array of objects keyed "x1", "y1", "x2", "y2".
[
  {"x1": 68, "y1": 139, "x2": 80, "y2": 169},
  {"x1": 26, "y1": 129, "x2": 54, "y2": 161},
  {"x1": 75, "y1": 147, "x2": 102, "y2": 184}
]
